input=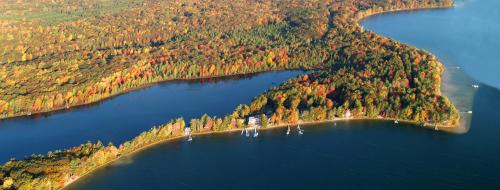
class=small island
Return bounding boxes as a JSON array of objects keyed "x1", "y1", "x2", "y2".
[{"x1": 0, "y1": 0, "x2": 458, "y2": 189}]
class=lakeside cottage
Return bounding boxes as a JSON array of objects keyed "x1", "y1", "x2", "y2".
[
  {"x1": 344, "y1": 109, "x2": 352, "y2": 118},
  {"x1": 184, "y1": 127, "x2": 192, "y2": 136},
  {"x1": 247, "y1": 116, "x2": 261, "y2": 127}
]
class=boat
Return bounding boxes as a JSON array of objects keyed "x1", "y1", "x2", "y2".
[
  {"x1": 187, "y1": 134, "x2": 193, "y2": 142},
  {"x1": 434, "y1": 125, "x2": 439, "y2": 131},
  {"x1": 467, "y1": 111, "x2": 473, "y2": 114},
  {"x1": 472, "y1": 84, "x2": 479, "y2": 88},
  {"x1": 253, "y1": 128, "x2": 259, "y2": 138},
  {"x1": 286, "y1": 126, "x2": 290, "y2": 135},
  {"x1": 298, "y1": 125, "x2": 303, "y2": 135},
  {"x1": 241, "y1": 129, "x2": 244, "y2": 135},
  {"x1": 394, "y1": 120, "x2": 399, "y2": 124},
  {"x1": 245, "y1": 128, "x2": 249, "y2": 137}
]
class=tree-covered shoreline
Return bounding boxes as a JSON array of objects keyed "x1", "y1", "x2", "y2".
[
  {"x1": 0, "y1": 0, "x2": 454, "y2": 122},
  {"x1": 0, "y1": 0, "x2": 458, "y2": 189}
]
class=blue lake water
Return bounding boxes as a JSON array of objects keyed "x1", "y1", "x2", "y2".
[
  {"x1": 0, "y1": 71, "x2": 304, "y2": 162},
  {"x1": 67, "y1": 0, "x2": 500, "y2": 189},
  {"x1": 361, "y1": 0, "x2": 500, "y2": 90}
]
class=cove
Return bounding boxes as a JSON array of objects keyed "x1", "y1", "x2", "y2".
[
  {"x1": 68, "y1": 0, "x2": 500, "y2": 189},
  {"x1": 0, "y1": 71, "x2": 305, "y2": 162}
]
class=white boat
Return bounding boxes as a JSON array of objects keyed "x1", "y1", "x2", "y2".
[
  {"x1": 434, "y1": 125, "x2": 439, "y2": 131},
  {"x1": 187, "y1": 134, "x2": 193, "y2": 141},
  {"x1": 245, "y1": 128, "x2": 249, "y2": 137},
  {"x1": 298, "y1": 125, "x2": 303, "y2": 135},
  {"x1": 241, "y1": 129, "x2": 244, "y2": 135},
  {"x1": 472, "y1": 84, "x2": 479, "y2": 88},
  {"x1": 286, "y1": 126, "x2": 290, "y2": 135},
  {"x1": 467, "y1": 111, "x2": 473, "y2": 114},
  {"x1": 253, "y1": 128, "x2": 259, "y2": 138}
]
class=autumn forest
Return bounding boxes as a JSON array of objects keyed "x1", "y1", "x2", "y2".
[{"x1": 0, "y1": 0, "x2": 458, "y2": 189}]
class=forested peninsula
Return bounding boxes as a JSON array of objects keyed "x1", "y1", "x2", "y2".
[{"x1": 0, "y1": 0, "x2": 458, "y2": 189}]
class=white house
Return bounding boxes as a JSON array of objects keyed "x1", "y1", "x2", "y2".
[
  {"x1": 344, "y1": 109, "x2": 352, "y2": 118},
  {"x1": 248, "y1": 116, "x2": 261, "y2": 127},
  {"x1": 184, "y1": 127, "x2": 192, "y2": 135}
]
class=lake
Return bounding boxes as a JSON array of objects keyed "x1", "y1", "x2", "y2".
[
  {"x1": 0, "y1": 71, "x2": 305, "y2": 162},
  {"x1": 67, "y1": 0, "x2": 500, "y2": 189}
]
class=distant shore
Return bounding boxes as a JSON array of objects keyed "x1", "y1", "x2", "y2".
[{"x1": 0, "y1": 69, "x2": 311, "y2": 122}]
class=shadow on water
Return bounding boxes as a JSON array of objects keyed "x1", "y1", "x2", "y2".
[{"x1": 469, "y1": 84, "x2": 500, "y2": 136}]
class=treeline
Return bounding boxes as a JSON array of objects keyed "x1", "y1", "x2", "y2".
[
  {"x1": 259, "y1": 0, "x2": 458, "y2": 126},
  {"x1": 0, "y1": 68, "x2": 458, "y2": 189},
  {"x1": 0, "y1": 0, "x2": 330, "y2": 119},
  {"x1": 0, "y1": 0, "x2": 456, "y2": 123},
  {"x1": 0, "y1": 0, "x2": 460, "y2": 188},
  {"x1": 0, "y1": 111, "x2": 261, "y2": 189},
  {"x1": 245, "y1": 72, "x2": 458, "y2": 126},
  {"x1": 0, "y1": 117, "x2": 185, "y2": 189}
]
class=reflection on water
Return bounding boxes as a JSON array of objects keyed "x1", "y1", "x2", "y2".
[
  {"x1": 69, "y1": 0, "x2": 500, "y2": 189},
  {"x1": 110, "y1": 156, "x2": 134, "y2": 167},
  {"x1": 0, "y1": 71, "x2": 305, "y2": 162}
]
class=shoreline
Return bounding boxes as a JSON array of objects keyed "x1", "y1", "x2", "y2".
[
  {"x1": 63, "y1": 3, "x2": 462, "y2": 189},
  {"x1": 354, "y1": 4, "x2": 454, "y2": 24},
  {"x1": 355, "y1": 2, "x2": 461, "y2": 129},
  {"x1": 63, "y1": 115, "x2": 455, "y2": 189},
  {"x1": 0, "y1": 5, "x2": 456, "y2": 123},
  {"x1": 356, "y1": 2, "x2": 468, "y2": 132},
  {"x1": 0, "y1": 68, "x2": 311, "y2": 122}
]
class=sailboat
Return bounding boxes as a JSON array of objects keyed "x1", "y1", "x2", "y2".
[
  {"x1": 245, "y1": 128, "x2": 249, "y2": 137},
  {"x1": 187, "y1": 133, "x2": 193, "y2": 141},
  {"x1": 253, "y1": 128, "x2": 259, "y2": 138},
  {"x1": 286, "y1": 126, "x2": 290, "y2": 135},
  {"x1": 241, "y1": 128, "x2": 244, "y2": 135},
  {"x1": 298, "y1": 125, "x2": 303, "y2": 135},
  {"x1": 434, "y1": 125, "x2": 439, "y2": 131}
]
